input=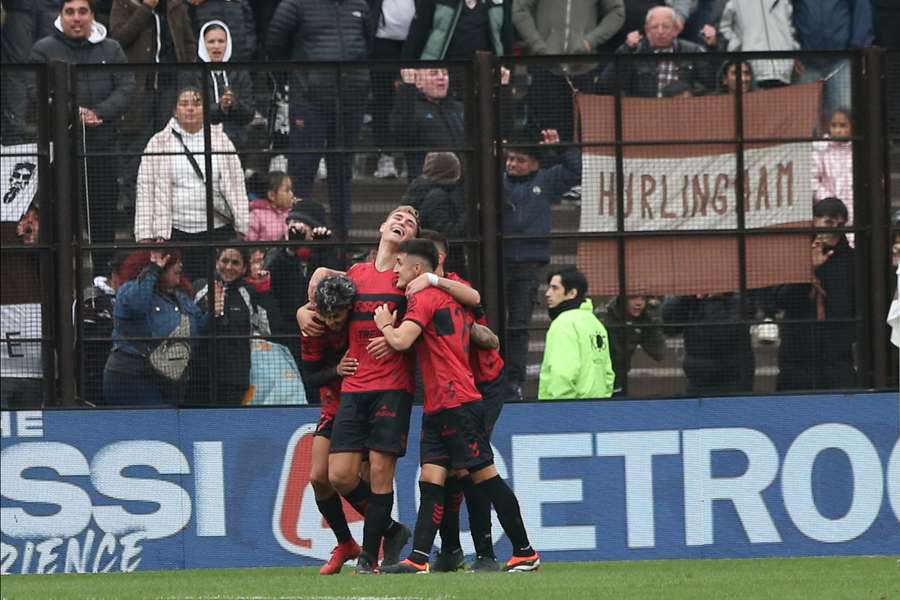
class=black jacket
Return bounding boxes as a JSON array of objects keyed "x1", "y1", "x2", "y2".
[
  {"x1": 605, "y1": 37, "x2": 710, "y2": 97},
  {"x1": 773, "y1": 238, "x2": 856, "y2": 390},
  {"x1": 189, "y1": 0, "x2": 258, "y2": 61},
  {"x1": 597, "y1": 297, "x2": 666, "y2": 392},
  {"x1": 30, "y1": 24, "x2": 135, "y2": 123},
  {"x1": 662, "y1": 294, "x2": 754, "y2": 395},
  {"x1": 265, "y1": 0, "x2": 371, "y2": 110},
  {"x1": 390, "y1": 83, "x2": 465, "y2": 179}
]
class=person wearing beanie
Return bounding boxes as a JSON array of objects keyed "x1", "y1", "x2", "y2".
[{"x1": 401, "y1": 152, "x2": 467, "y2": 276}]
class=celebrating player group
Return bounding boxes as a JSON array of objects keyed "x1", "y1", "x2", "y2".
[{"x1": 297, "y1": 206, "x2": 539, "y2": 575}]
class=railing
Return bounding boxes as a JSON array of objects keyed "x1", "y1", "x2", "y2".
[{"x1": 0, "y1": 49, "x2": 895, "y2": 408}]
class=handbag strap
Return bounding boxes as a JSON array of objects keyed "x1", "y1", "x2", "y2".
[{"x1": 171, "y1": 128, "x2": 205, "y2": 183}]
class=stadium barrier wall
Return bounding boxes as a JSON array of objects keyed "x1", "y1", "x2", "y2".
[{"x1": 1, "y1": 392, "x2": 897, "y2": 574}]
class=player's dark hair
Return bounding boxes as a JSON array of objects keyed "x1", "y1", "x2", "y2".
[
  {"x1": 548, "y1": 268, "x2": 588, "y2": 301},
  {"x1": 417, "y1": 229, "x2": 448, "y2": 255},
  {"x1": 315, "y1": 275, "x2": 356, "y2": 315},
  {"x1": 398, "y1": 239, "x2": 438, "y2": 272},
  {"x1": 813, "y1": 197, "x2": 849, "y2": 222}
]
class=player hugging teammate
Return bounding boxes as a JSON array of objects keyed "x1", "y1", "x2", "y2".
[{"x1": 299, "y1": 207, "x2": 538, "y2": 574}]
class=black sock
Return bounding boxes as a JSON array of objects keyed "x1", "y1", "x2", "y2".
[
  {"x1": 477, "y1": 475, "x2": 533, "y2": 557},
  {"x1": 438, "y1": 476, "x2": 463, "y2": 554},
  {"x1": 409, "y1": 481, "x2": 444, "y2": 565},
  {"x1": 316, "y1": 492, "x2": 352, "y2": 544},
  {"x1": 362, "y1": 491, "x2": 393, "y2": 559},
  {"x1": 344, "y1": 479, "x2": 371, "y2": 518},
  {"x1": 462, "y1": 475, "x2": 494, "y2": 558}
]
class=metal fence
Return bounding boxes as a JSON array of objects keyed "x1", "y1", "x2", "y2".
[{"x1": 0, "y1": 49, "x2": 895, "y2": 408}]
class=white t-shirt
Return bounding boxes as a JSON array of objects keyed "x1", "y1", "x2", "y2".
[{"x1": 377, "y1": 0, "x2": 415, "y2": 40}]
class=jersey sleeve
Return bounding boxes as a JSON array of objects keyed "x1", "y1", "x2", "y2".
[{"x1": 403, "y1": 290, "x2": 436, "y2": 330}]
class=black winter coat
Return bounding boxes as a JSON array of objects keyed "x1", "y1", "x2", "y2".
[
  {"x1": 390, "y1": 83, "x2": 465, "y2": 179},
  {"x1": 265, "y1": 0, "x2": 371, "y2": 110},
  {"x1": 30, "y1": 26, "x2": 135, "y2": 123}
]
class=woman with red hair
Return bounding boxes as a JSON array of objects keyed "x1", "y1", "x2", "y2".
[{"x1": 102, "y1": 249, "x2": 221, "y2": 405}]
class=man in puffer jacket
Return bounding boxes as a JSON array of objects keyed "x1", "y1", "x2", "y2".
[
  {"x1": 502, "y1": 127, "x2": 581, "y2": 395},
  {"x1": 266, "y1": 0, "x2": 371, "y2": 239}
]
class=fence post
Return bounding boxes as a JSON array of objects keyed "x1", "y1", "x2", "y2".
[
  {"x1": 49, "y1": 60, "x2": 77, "y2": 406},
  {"x1": 861, "y1": 47, "x2": 889, "y2": 388},
  {"x1": 475, "y1": 52, "x2": 501, "y2": 329}
]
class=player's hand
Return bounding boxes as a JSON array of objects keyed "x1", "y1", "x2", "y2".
[
  {"x1": 373, "y1": 303, "x2": 396, "y2": 331},
  {"x1": 297, "y1": 304, "x2": 325, "y2": 337},
  {"x1": 404, "y1": 273, "x2": 434, "y2": 297},
  {"x1": 366, "y1": 336, "x2": 395, "y2": 360},
  {"x1": 336, "y1": 351, "x2": 358, "y2": 376}
]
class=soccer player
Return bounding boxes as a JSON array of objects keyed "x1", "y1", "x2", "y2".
[
  {"x1": 374, "y1": 239, "x2": 540, "y2": 574},
  {"x1": 299, "y1": 275, "x2": 361, "y2": 574},
  {"x1": 413, "y1": 230, "x2": 515, "y2": 572}
]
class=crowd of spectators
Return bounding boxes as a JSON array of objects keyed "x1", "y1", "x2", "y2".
[{"x1": 0, "y1": 0, "x2": 897, "y2": 407}]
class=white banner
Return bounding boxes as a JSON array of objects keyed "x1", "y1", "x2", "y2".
[
  {"x1": 1, "y1": 144, "x2": 39, "y2": 223},
  {"x1": 580, "y1": 142, "x2": 814, "y2": 232}
]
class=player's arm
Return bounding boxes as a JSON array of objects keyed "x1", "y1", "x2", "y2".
[
  {"x1": 374, "y1": 303, "x2": 422, "y2": 351},
  {"x1": 471, "y1": 322, "x2": 499, "y2": 349},
  {"x1": 405, "y1": 272, "x2": 481, "y2": 307},
  {"x1": 297, "y1": 302, "x2": 325, "y2": 337}
]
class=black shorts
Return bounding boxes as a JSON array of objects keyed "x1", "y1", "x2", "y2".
[
  {"x1": 477, "y1": 369, "x2": 515, "y2": 439},
  {"x1": 314, "y1": 413, "x2": 334, "y2": 439},
  {"x1": 420, "y1": 402, "x2": 493, "y2": 471},
  {"x1": 330, "y1": 390, "x2": 413, "y2": 457}
]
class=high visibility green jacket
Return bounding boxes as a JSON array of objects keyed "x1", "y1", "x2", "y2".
[{"x1": 538, "y1": 298, "x2": 615, "y2": 400}]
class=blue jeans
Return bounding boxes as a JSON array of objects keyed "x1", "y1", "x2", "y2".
[
  {"x1": 503, "y1": 261, "x2": 545, "y2": 387},
  {"x1": 798, "y1": 59, "x2": 852, "y2": 127}
]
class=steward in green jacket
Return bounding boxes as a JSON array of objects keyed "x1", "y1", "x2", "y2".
[{"x1": 538, "y1": 269, "x2": 614, "y2": 400}]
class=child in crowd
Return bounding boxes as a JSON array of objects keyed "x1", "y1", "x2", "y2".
[
  {"x1": 247, "y1": 171, "x2": 294, "y2": 241},
  {"x1": 244, "y1": 248, "x2": 271, "y2": 293},
  {"x1": 812, "y1": 108, "x2": 853, "y2": 228}
]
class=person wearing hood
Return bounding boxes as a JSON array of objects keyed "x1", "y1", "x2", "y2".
[
  {"x1": 133, "y1": 87, "x2": 249, "y2": 281},
  {"x1": 401, "y1": 152, "x2": 467, "y2": 276},
  {"x1": 187, "y1": 0, "x2": 256, "y2": 61},
  {"x1": 197, "y1": 20, "x2": 253, "y2": 148},
  {"x1": 30, "y1": 0, "x2": 136, "y2": 268},
  {"x1": 538, "y1": 268, "x2": 614, "y2": 400},
  {"x1": 110, "y1": 0, "x2": 195, "y2": 225}
]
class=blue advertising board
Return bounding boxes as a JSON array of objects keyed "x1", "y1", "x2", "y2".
[{"x1": 1, "y1": 393, "x2": 898, "y2": 574}]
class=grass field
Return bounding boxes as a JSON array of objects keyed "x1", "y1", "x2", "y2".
[{"x1": 1, "y1": 556, "x2": 897, "y2": 600}]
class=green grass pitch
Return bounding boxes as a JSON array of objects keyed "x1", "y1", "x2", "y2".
[{"x1": 1, "y1": 556, "x2": 897, "y2": 600}]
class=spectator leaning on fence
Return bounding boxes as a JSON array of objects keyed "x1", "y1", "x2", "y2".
[
  {"x1": 30, "y1": 0, "x2": 135, "y2": 267},
  {"x1": 502, "y1": 127, "x2": 581, "y2": 396},
  {"x1": 103, "y1": 249, "x2": 213, "y2": 406},
  {"x1": 607, "y1": 6, "x2": 709, "y2": 98},
  {"x1": 538, "y1": 268, "x2": 614, "y2": 401},
  {"x1": 771, "y1": 197, "x2": 856, "y2": 391},
  {"x1": 133, "y1": 87, "x2": 249, "y2": 282}
]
